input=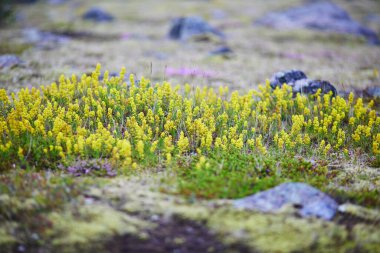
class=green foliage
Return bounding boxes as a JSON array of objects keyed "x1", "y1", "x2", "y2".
[{"x1": 174, "y1": 149, "x2": 330, "y2": 199}]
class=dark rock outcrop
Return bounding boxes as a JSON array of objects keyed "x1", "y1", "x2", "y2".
[
  {"x1": 234, "y1": 182, "x2": 338, "y2": 220},
  {"x1": 255, "y1": 1, "x2": 379, "y2": 45},
  {"x1": 169, "y1": 16, "x2": 225, "y2": 41},
  {"x1": 270, "y1": 70, "x2": 337, "y2": 96},
  {"x1": 270, "y1": 70, "x2": 307, "y2": 88}
]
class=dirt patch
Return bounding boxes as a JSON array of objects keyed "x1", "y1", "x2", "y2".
[
  {"x1": 334, "y1": 212, "x2": 379, "y2": 231},
  {"x1": 108, "y1": 216, "x2": 253, "y2": 253}
]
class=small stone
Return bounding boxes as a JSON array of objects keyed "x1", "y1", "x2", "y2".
[
  {"x1": 233, "y1": 182, "x2": 338, "y2": 220},
  {"x1": 0, "y1": 54, "x2": 23, "y2": 69},
  {"x1": 168, "y1": 16, "x2": 225, "y2": 41},
  {"x1": 209, "y1": 45, "x2": 233, "y2": 58},
  {"x1": 82, "y1": 7, "x2": 114, "y2": 22}
]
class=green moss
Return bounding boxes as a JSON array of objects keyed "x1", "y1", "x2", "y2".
[
  {"x1": 352, "y1": 224, "x2": 380, "y2": 252},
  {"x1": 47, "y1": 204, "x2": 153, "y2": 252},
  {"x1": 174, "y1": 150, "x2": 331, "y2": 199},
  {"x1": 207, "y1": 209, "x2": 352, "y2": 253},
  {"x1": 83, "y1": 177, "x2": 380, "y2": 253}
]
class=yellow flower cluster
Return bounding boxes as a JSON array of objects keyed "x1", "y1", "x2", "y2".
[{"x1": 0, "y1": 64, "x2": 379, "y2": 170}]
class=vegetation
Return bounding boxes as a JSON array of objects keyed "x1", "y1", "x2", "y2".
[
  {"x1": 0, "y1": 65, "x2": 379, "y2": 252},
  {"x1": 0, "y1": 64, "x2": 379, "y2": 203},
  {"x1": 1, "y1": 64, "x2": 379, "y2": 168}
]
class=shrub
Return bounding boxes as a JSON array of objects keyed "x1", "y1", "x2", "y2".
[{"x1": 0, "y1": 64, "x2": 378, "y2": 172}]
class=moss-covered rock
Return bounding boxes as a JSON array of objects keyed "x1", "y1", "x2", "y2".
[{"x1": 46, "y1": 203, "x2": 153, "y2": 252}]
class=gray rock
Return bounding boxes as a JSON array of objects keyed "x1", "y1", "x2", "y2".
[
  {"x1": 23, "y1": 28, "x2": 69, "y2": 49},
  {"x1": 0, "y1": 54, "x2": 23, "y2": 69},
  {"x1": 169, "y1": 16, "x2": 225, "y2": 41},
  {"x1": 234, "y1": 182, "x2": 338, "y2": 220},
  {"x1": 305, "y1": 79, "x2": 337, "y2": 97},
  {"x1": 256, "y1": 1, "x2": 379, "y2": 45},
  {"x1": 82, "y1": 7, "x2": 114, "y2": 22},
  {"x1": 270, "y1": 70, "x2": 337, "y2": 96}
]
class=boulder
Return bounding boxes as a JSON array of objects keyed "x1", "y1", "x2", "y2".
[
  {"x1": 255, "y1": 1, "x2": 379, "y2": 45},
  {"x1": 233, "y1": 182, "x2": 338, "y2": 220},
  {"x1": 168, "y1": 16, "x2": 225, "y2": 41},
  {"x1": 82, "y1": 7, "x2": 114, "y2": 22}
]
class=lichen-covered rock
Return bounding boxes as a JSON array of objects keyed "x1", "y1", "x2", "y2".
[
  {"x1": 269, "y1": 70, "x2": 307, "y2": 89},
  {"x1": 0, "y1": 54, "x2": 23, "y2": 69},
  {"x1": 255, "y1": 1, "x2": 379, "y2": 45},
  {"x1": 270, "y1": 70, "x2": 337, "y2": 96},
  {"x1": 47, "y1": 203, "x2": 153, "y2": 251},
  {"x1": 168, "y1": 16, "x2": 225, "y2": 41},
  {"x1": 82, "y1": 7, "x2": 114, "y2": 22},
  {"x1": 233, "y1": 182, "x2": 339, "y2": 220},
  {"x1": 302, "y1": 79, "x2": 337, "y2": 97}
]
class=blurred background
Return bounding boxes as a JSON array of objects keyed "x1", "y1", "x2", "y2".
[{"x1": 0, "y1": 0, "x2": 379, "y2": 96}]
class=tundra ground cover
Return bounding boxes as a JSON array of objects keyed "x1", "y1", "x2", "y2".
[
  {"x1": 0, "y1": 65, "x2": 379, "y2": 205},
  {"x1": 0, "y1": 65, "x2": 380, "y2": 252},
  {"x1": 1, "y1": 1, "x2": 380, "y2": 252}
]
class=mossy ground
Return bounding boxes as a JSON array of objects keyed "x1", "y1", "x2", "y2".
[{"x1": 0, "y1": 0, "x2": 380, "y2": 253}]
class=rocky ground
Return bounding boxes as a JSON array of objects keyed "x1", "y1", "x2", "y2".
[{"x1": 1, "y1": 0, "x2": 380, "y2": 253}]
